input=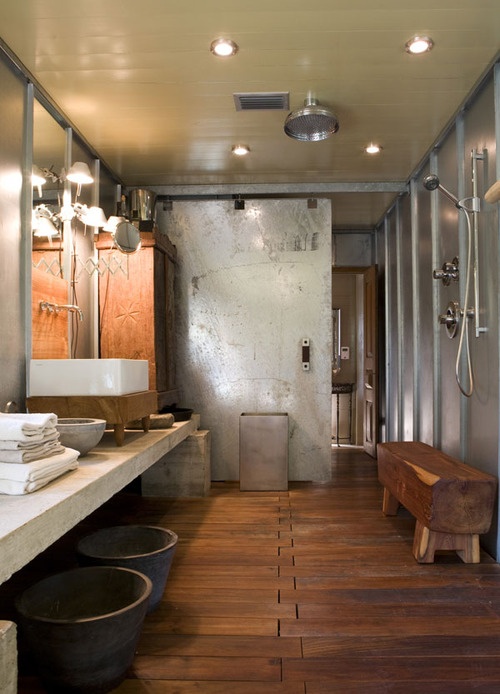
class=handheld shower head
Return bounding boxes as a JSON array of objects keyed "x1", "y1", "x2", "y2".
[
  {"x1": 423, "y1": 174, "x2": 440, "y2": 191},
  {"x1": 423, "y1": 174, "x2": 461, "y2": 207}
]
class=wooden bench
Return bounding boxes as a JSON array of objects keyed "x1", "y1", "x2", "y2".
[{"x1": 377, "y1": 441, "x2": 497, "y2": 563}]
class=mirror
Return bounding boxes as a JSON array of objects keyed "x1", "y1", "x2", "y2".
[
  {"x1": 31, "y1": 101, "x2": 69, "y2": 360},
  {"x1": 32, "y1": 100, "x2": 66, "y2": 252},
  {"x1": 114, "y1": 221, "x2": 141, "y2": 254},
  {"x1": 30, "y1": 96, "x2": 131, "y2": 364}
]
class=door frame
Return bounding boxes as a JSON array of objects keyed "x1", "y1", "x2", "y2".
[{"x1": 332, "y1": 265, "x2": 379, "y2": 456}]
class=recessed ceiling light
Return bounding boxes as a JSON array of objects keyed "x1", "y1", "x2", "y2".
[
  {"x1": 365, "y1": 143, "x2": 382, "y2": 155},
  {"x1": 210, "y1": 38, "x2": 239, "y2": 57},
  {"x1": 405, "y1": 35, "x2": 434, "y2": 54},
  {"x1": 231, "y1": 144, "x2": 250, "y2": 156}
]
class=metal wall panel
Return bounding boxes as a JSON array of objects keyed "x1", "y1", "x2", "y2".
[
  {"x1": 376, "y1": 68, "x2": 500, "y2": 558},
  {"x1": 399, "y1": 195, "x2": 414, "y2": 440},
  {"x1": 384, "y1": 213, "x2": 399, "y2": 441},
  {"x1": 462, "y1": 77, "x2": 499, "y2": 556},
  {"x1": 0, "y1": 59, "x2": 27, "y2": 411},
  {"x1": 414, "y1": 179, "x2": 434, "y2": 444},
  {"x1": 432, "y1": 130, "x2": 463, "y2": 460}
]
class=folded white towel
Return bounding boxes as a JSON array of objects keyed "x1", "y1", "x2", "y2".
[
  {"x1": 0, "y1": 447, "x2": 79, "y2": 482},
  {"x1": 0, "y1": 447, "x2": 79, "y2": 495},
  {"x1": 0, "y1": 466, "x2": 78, "y2": 494},
  {"x1": 0, "y1": 413, "x2": 58, "y2": 443},
  {"x1": 0, "y1": 428, "x2": 59, "y2": 451},
  {"x1": 0, "y1": 441, "x2": 65, "y2": 463}
]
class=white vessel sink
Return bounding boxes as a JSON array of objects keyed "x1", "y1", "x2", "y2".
[{"x1": 29, "y1": 359, "x2": 149, "y2": 397}]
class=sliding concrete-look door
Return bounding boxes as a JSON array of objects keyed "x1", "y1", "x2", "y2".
[{"x1": 160, "y1": 199, "x2": 332, "y2": 482}]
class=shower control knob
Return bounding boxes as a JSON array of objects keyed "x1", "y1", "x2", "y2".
[
  {"x1": 438, "y1": 301, "x2": 460, "y2": 339},
  {"x1": 433, "y1": 257, "x2": 459, "y2": 285}
]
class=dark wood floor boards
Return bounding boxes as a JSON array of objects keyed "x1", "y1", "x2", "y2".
[{"x1": 10, "y1": 446, "x2": 500, "y2": 692}]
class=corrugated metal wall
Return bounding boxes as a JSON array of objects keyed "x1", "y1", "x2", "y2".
[{"x1": 376, "y1": 67, "x2": 500, "y2": 558}]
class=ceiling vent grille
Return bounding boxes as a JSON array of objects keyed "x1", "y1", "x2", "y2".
[{"x1": 234, "y1": 92, "x2": 290, "y2": 111}]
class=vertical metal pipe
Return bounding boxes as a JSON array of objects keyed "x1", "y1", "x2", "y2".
[
  {"x1": 430, "y1": 149, "x2": 442, "y2": 448},
  {"x1": 471, "y1": 147, "x2": 487, "y2": 337},
  {"x1": 383, "y1": 216, "x2": 392, "y2": 441},
  {"x1": 494, "y1": 60, "x2": 500, "y2": 560},
  {"x1": 410, "y1": 178, "x2": 421, "y2": 440},
  {"x1": 456, "y1": 112, "x2": 468, "y2": 459},
  {"x1": 395, "y1": 199, "x2": 404, "y2": 440},
  {"x1": 23, "y1": 82, "x2": 34, "y2": 394}
]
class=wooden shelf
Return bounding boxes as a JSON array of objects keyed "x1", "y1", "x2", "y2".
[{"x1": 27, "y1": 391, "x2": 158, "y2": 445}]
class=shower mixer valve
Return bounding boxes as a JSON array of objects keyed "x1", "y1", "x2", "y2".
[
  {"x1": 433, "y1": 257, "x2": 459, "y2": 285},
  {"x1": 438, "y1": 300, "x2": 474, "y2": 339},
  {"x1": 438, "y1": 301, "x2": 460, "y2": 339}
]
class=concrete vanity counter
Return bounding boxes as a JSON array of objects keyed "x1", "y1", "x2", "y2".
[{"x1": 0, "y1": 415, "x2": 200, "y2": 585}]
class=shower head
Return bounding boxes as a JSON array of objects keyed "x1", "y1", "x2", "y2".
[
  {"x1": 423, "y1": 174, "x2": 461, "y2": 207},
  {"x1": 284, "y1": 97, "x2": 339, "y2": 142},
  {"x1": 423, "y1": 174, "x2": 440, "y2": 191}
]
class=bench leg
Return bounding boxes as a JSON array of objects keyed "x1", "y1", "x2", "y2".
[
  {"x1": 413, "y1": 521, "x2": 480, "y2": 563},
  {"x1": 456, "y1": 535, "x2": 480, "y2": 563},
  {"x1": 382, "y1": 487, "x2": 400, "y2": 516}
]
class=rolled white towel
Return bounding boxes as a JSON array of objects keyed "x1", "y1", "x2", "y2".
[{"x1": 0, "y1": 413, "x2": 58, "y2": 442}]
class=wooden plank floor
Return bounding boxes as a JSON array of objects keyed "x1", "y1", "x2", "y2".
[{"x1": 4, "y1": 446, "x2": 500, "y2": 693}]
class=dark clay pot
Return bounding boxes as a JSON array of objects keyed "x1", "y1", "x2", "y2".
[
  {"x1": 76, "y1": 525, "x2": 178, "y2": 612},
  {"x1": 15, "y1": 566, "x2": 151, "y2": 694}
]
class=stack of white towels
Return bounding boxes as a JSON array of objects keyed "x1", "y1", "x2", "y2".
[{"x1": 0, "y1": 413, "x2": 79, "y2": 495}]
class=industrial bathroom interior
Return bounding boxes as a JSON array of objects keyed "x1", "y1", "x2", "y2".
[{"x1": 0, "y1": 3, "x2": 500, "y2": 691}]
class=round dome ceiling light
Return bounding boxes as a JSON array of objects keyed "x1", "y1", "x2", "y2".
[
  {"x1": 210, "y1": 38, "x2": 239, "y2": 57},
  {"x1": 405, "y1": 35, "x2": 434, "y2": 54},
  {"x1": 365, "y1": 143, "x2": 382, "y2": 154}
]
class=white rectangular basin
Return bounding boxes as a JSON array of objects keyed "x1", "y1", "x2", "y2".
[{"x1": 29, "y1": 359, "x2": 149, "y2": 397}]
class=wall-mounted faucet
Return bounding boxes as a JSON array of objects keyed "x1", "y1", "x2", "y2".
[
  {"x1": 433, "y1": 257, "x2": 459, "y2": 286},
  {"x1": 40, "y1": 300, "x2": 84, "y2": 321}
]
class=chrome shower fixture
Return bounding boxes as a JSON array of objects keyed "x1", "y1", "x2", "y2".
[
  {"x1": 284, "y1": 97, "x2": 339, "y2": 142},
  {"x1": 433, "y1": 257, "x2": 459, "y2": 285},
  {"x1": 423, "y1": 173, "x2": 480, "y2": 212},
  {"x1": 423, "y1": 174, "x2": 461, "y2": 207},
  {"x1": 424, "y1": 149, "x2": 488, "y2": 397}
]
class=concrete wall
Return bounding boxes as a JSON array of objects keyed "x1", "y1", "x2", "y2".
[
  {"x1": 332, "y1": 231, "x2": 373, "y2": 267},
  {"x1": 157, "y1": 199, "x2": 333, "y2": 482},
  {"x1": 376, "y1": 67, "x2": 500, "y2": 558}
]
